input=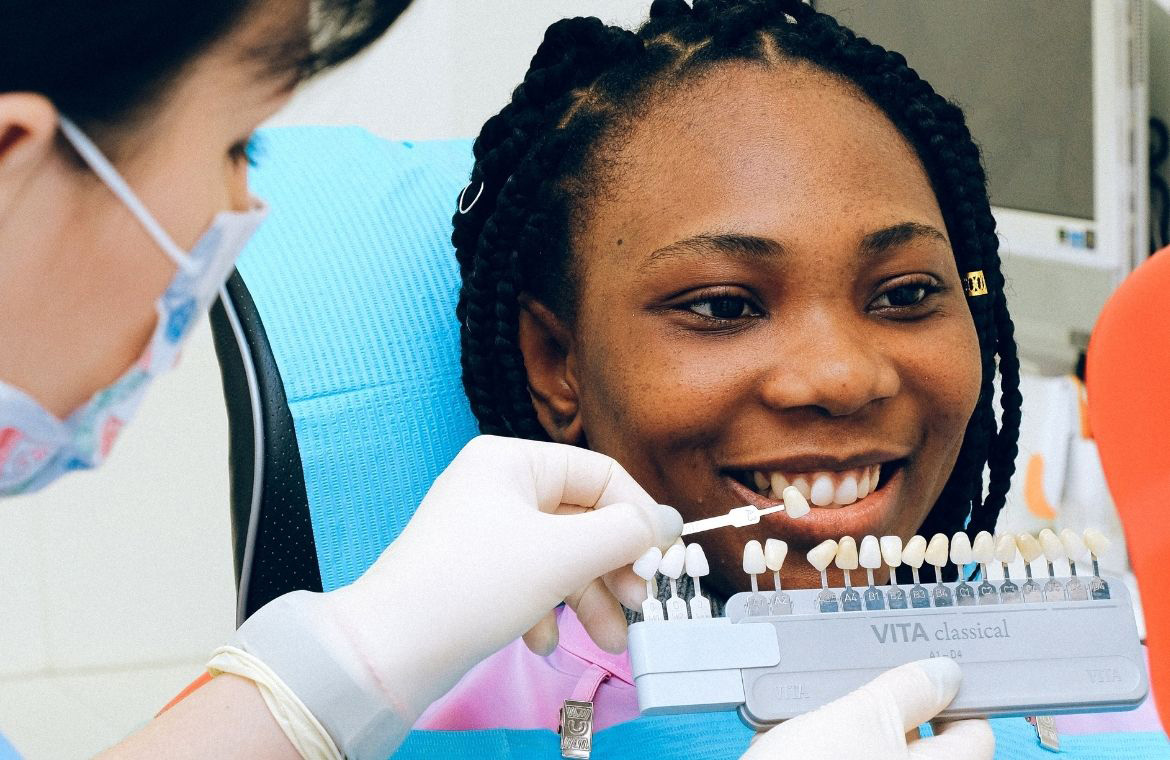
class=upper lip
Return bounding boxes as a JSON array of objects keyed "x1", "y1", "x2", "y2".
[{"x1": 722, "y1": 450, "x2": 909, "y2": 473}]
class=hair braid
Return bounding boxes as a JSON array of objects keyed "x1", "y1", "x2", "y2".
[{"x1": 455, "y1": 0, "x2": 1023, "y2": 538}]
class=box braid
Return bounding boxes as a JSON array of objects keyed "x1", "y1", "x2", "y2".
[{"x1": 452, "y1": 0, "x2": 1023, "y2": 547}]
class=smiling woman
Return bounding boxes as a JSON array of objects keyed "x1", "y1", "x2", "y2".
[
  {"x1": 418, "y1": 0, "x2": 1020, "y2": 743},
  {"x1": 452, "y1": 0, "x2": 1020, "y2": 599}
]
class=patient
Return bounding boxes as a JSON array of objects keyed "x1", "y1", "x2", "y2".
[{"x1": 423, "y1": 0, "x2": 1026, "y2": 735}]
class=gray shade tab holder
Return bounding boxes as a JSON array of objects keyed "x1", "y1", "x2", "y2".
[{"x1": 628, "y1": 575, "x2": 1146, "y2": 729}]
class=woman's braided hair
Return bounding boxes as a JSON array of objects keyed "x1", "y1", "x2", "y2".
[{"x1": 452, "y1": 0, "x2": 1023, "y2": 546}]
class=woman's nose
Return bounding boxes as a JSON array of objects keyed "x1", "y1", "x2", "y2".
[{"x1": 757, "y1": 315, "x2": 900, "y2": 417}]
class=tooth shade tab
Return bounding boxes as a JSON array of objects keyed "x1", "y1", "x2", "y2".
[
  {"x1": 685, "y1": 543, "x2": 710, "y2": 577},
  {"x1": 810, "y1": 473, "x2": 835, "y2": 507},
  {"x1": 807, "y1": 539, "x2": 839, "y2": 572},
  {"x1": 1060, "y1": 528, "x2": 1090, "y2": 561},
  {"x1": 924, "y1": 533, "x2": 949, "y2": 566},
  {"x1": 835, "y1": 536, "x2": 859, "y2": 570},
  {"x1": 857, "y1": 535, "x2": 880, "y2": 569},
  {"x1": 764, "y1": 539, "x2": 788, "y2": 571},
  {"x1": 1084, "y1": 529, "x2": 1112, "y2": 557},
  {"x1": 995, "y1": 534, "x2": 1018, "y2": 564},
  {"x1": 1039, "y1": 529, "x2": 1065, "y2": 561},
  {"x1": 782, "y1": 486, "x2": 810, "y2": 519},
  {"x1": 901, "y1": 535, "x2": 928, "y2": 568},
  {"x1": 659, "y1": 542, "x2": 686, "y2": 579},
  {"x1": 632, "y1": 546, "x2": 662, "y2": 581},
  {"x1": 972, "y1": 531, "x2": 996, "y2": 564},
  {"x1": 743, "y1": 540, "x2": 766, "y2": 575},
  {"x1": 949, "y1": 532, "x2": 973, "y2": 565},
  {"x1": 1017, "y1": 533, "x2": 1044, "y2": 563},
  {"x1": 879, "y1": 536, "x2": 903, "y2": 567}
]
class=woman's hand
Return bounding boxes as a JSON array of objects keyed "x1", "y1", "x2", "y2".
[{"x1": 741, "y1": 658, "x2": 994, "y2": 760}]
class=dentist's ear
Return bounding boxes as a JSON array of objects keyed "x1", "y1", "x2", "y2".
[
  {"x1": 0, "y1": 93, "x2": 58, "y2": 218},
  {"x1": 516, "y1": 294, "x2": 586, "y2": 445}
]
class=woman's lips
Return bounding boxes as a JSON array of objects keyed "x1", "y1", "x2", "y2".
[{"x1": 722, "y1": 463, "x2": 904, "y2": 543}]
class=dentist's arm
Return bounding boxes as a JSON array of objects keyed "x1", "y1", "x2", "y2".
[{"x1": 101, "y1": 436, "x2": 681, "y2": 759}]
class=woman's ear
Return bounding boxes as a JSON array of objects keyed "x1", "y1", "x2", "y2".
[
  {"x1": 0, "y1": 93, "x2": 58, "y2": 218},
  {"x1": 517, "y1": 295, "x2": 585, "y2": 445}
]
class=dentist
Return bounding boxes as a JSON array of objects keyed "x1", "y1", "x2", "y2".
[{"x1": 0, "y1": 2, "x2": 983, "y2": 759}]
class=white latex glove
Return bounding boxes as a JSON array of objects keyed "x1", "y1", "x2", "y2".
[
  {"x1": 234, "y1": 435, "x2": 681, "y2": 759},
  {"x1": 742, "y1": 658, "x2": 994, "y2": 760}
]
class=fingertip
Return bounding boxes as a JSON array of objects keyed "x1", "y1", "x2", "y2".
[
  {"x1": 521, "y1": 611, "x2": 559, "y2": 656},
  {"x1": 912, "y1": 656, "x2": 962, "y2": 705},
  {"x1": 647, "y1": 503, "x2": 683, "y2": 549}
]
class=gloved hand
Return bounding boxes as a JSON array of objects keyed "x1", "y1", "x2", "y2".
[
  {"x1": 234, "y1": 435, "x2": 682, "y2": 759},
  {"x1": 742, "y1": 658, "x2": 994, "y2": 760}
]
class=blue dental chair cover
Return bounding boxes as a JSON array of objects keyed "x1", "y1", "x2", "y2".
[{"x1": 236, "y1": 127, "x2": 1169, "y2": 759}]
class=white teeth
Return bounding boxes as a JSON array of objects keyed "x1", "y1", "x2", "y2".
[
  {"x1": 879, "y1": 535, "x2": 903, "y2": 567},
  {"x1": 810, "y1": 473, "x2": 835, "y2": 506},
  {"x1": 1059, "y1": 528, "x2": 1089, "y2": 562},
  {"x1": 833, "y1": 474, "x2": 858, "y2": 505},
  {"x1": 1016, "y1": 532, "x2": 1044, "y2": 564},
  {"x1": 1084, "y1": 529, "x2": 1111, "y2": 558},
  {"x1": 781, "y1": 486, "x2": 810, "y2": 519},
  {"x1": 791, "y1": 476, "x2": 811, "y2": 500},
  {"x1": 1038, "y1": 528, "x2": 1064, "y2": 562},
  {"x1": 949, "y1": 532, "x2": 973, "y2": 565},
  {"x1": 753, "y1": 471, "x2": 770, "y2": 492},
  {"x1": 972, "y1": 531, "x2": 996, "y2": 563},
  {"x1": 924, "y1": 533, "x2": 950, "y2": 566},
  {"x1": 632, "y1": 546, "x2": 662, "y2": 580},
  {"x1": 685, "y1": 543, "x2": 710, "y2": 577},
  {"x1": 901, "y1": 535, "x2": 927, "y2": 568},
  {"x1": 743, "y1": 540, "x2": 766, "y2": 575},
  {"x1": 659, "y1": 542, "x2": 685, "y2": 579},
  {"x1": 769, "y1": 471, "x2": 789, "y2": 496},
  {"x1": 856, "y1": 468, "x2": 871, "y2": 499},
  {"x1": 764, "y1": 538, "x2": 788, "y2": 571},
  {"x1": 834, "y1": 536, "x2": 859, "y2": 570},
  {"x1": 807, "y1": 539, "x2": 839, "y2": 572},
  {"x1": 995, "y1": 534, "x2": 1019, "y2": 564},
  {"x1": 858, "y1": 535, "x2": 881, "y2": 569}
]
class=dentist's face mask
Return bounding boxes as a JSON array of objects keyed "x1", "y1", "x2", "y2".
[{"x1": 0, "y1": 117, "x2": 268, "y2": 495}]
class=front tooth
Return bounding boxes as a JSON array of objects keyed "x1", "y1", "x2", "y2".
[
  {"x1": 769, "y1": 471, "x2": 789, "y2": 497},
  {"x1": 856, "y1": 468, "x2": 871, "y2": 499},
  {"x1": 809, "y1": 473, "x2": 835, "y2": 506},
  {"x1": 790, "y1": 476, "x2": 811, "y2": 500},
  {"x1": 833, "y1": 474, "x2": 858, "y2": 505},
  {"x1": 753, "y1": 471, "x2": 770, "y2": 493},
  {"x1": 872, "y1": 463, "x2": 882, "y2": 489}
]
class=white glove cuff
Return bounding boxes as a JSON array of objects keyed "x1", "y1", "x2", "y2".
[
  {"x1": 233, "y1": 590, "x2": 413, "y2": 760},
  {"x1": 207, "y1": 646, "x2": 340, "y2": 760}
]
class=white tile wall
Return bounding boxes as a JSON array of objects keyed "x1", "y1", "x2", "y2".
[{"x1": 0, "y1": 322, "x2": 236, "y2": 758}]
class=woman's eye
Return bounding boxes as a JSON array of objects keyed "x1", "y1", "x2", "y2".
[
  {"x1": 686, "y1": 295, "x2": 761, "y2": 320},
  {"x1": 871, "y1": 281, "x2": 939, "y2": 310}
]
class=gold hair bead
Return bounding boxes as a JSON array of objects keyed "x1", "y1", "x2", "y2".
[{"x1": 963, "y1": 270, "x2": 988, "y2": 296}]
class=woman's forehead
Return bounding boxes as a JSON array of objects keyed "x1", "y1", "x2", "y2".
[{"x1": 577, "y1": 64, "x2": 942, "y2": 261}]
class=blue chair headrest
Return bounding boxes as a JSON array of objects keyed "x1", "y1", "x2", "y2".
[{"x1": 237, "y1": 126, "x2": 479, "y2": 590}]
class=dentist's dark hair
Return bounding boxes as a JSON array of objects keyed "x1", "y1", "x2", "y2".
[
  {"x1": 0, "y1": 0, "x2": 410, "y2": 133},
  {"x1": 453, "y1": 0, "x2": 1023, "y2": 557}
]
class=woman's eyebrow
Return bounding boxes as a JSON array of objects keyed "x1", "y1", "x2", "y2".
[
  {"x1": 643, "y1": 222, "x2": 948, "y2": 268},
  {"x1": 644, "y1": 233, "x2": 784, "y2": 266},
  {"x1": 858, "y1": 222, "x2": 950, "y2": 258}
]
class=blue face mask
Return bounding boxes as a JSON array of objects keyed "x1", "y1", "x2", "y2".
[{"x1": 0, "y1": 117, "x2": 268, "y2": 495}]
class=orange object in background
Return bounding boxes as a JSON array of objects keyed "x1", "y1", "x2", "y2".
[{"x1": 1087, "y1": 247, "x2": 1170, "y2": 730}]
